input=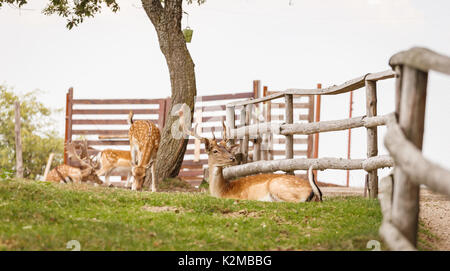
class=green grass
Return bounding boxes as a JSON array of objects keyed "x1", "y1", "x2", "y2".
[{"x1": 0, "y1": 178, "x2": 386, "y2": 251}]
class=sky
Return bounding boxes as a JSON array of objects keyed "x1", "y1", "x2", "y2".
[{"x1": 1, "y1": 0, "x2": 449, "y2": 187}]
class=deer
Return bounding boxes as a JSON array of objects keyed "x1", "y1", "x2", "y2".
[
  {"x1": 46, "y1": 141, "x2": 103, "y2": 185},
  {"x1": 95, "y1": 149, "x2": 133, "y2": 187},
  {"x1": 178, "y1": 110, "x2": 322, "y2": 202},
  {"x1": 128, "y1": 111, "x2": 160, "y2": 191}
]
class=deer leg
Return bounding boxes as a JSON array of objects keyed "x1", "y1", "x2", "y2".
[
  {"x1": 125, "y1": 172, "x2": 133, "y2": 188},
  {"x1": 104, "y1": 171, "x2": 111, "y2": 186},
  {"x1": 151, "y1": 162, "x2": 156, "y2": 192}
]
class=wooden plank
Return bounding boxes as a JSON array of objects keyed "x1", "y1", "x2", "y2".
[
  {"x1": 271, "y1": 150, "x2": 308, "y2": 156},
  {"x1": 365, "y1": 80, "x2": 378, "y2": 198},
  {"x1": 72, "y1": 119, "x2": 158, "y2": 125},
  {"x1": 200, "y1": 105, "x2": 226, "y2": 112},
  {"x1": 72, "y1": 109, "x2": 159, "y2": 115},
  {"x1": 391, "y1": 65, "x2": 428, "y2": 247},
  {"x1": 73, "y1": 130, "x2": 129, "y2": 135},
  {"x1": 181, "y1": 159, "x2": 208, "y2": 166},
  {"x1": 179, "y1": 164, "x2": 204, "y2": 169},
  {"x1": 72, "y1": 98, "x2": 163, "y2": 104},
  {"x1": 73, "y1": 140, "x2": 130, "y2": 146},
  {"x1": 196, "y1": 92, "x2": 253, "y2": 102},
  {"x1": 177, "y1": 171, "x2": 204, "y2": 177}
]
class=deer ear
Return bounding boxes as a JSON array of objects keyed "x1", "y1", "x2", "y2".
[{"x1": 202, "y1": 138, "x2": 211, "y2": 151}]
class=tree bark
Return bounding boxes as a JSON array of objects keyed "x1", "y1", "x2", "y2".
[{"x1": 142, "y1": 0, "x2": 197, "y2": 188}]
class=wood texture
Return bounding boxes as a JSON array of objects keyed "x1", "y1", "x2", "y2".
[
  {"x1": 226, "y1": 106, "x2": 236, "y2": 145},
  {"x1": 285, "y1": 94, "x2": 294, "y2": 175},
  {"x1": 226, "y1": 70, "x2": 394, "y2": 107},
  {"x1": 391, "y1": 65, "x2": 428, "y2": 247},
  {"x1": 384, "y1": 116, "x2": 450, "y2": 196},
  {"x1": 223, "y1": 155, "x2": 393, "y2": 180},
  {"x1": 42, "y1": 153, "x2": 55, "y2": 181},
  {"x1": 365, "y1": 80, "x2": 379, "y2": 198},
  {"x1": 389, "y1": 47, "x2": 450, "y2": 75},
  {"x1": 229, "y1": 114, "x2": 388, "y2": 138},
  {"x1": 378, "y1": 174, "x2": 416, "y2": 251}
]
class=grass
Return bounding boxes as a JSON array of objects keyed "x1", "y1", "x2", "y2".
[{"x1": 0, "y1": 178, "x2": 386, "y2": 251}]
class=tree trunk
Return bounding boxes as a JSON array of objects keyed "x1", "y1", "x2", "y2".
[{"x1": 142, "y1": 0, "x2": 197, "y2": 188}]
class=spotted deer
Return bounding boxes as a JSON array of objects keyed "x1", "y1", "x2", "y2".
[
  {"x1": 46, "y1": 141, "x2": 103, "y2": 185},
  {"x1": 128, "y1": 111, "x2": 160, "y2": 191},
  {"x1": 179, "y1": 110, "x2": 322, "y2": 202},
  {"x1": 95, "y1": 149, "x2": 132, "y2": 187}
]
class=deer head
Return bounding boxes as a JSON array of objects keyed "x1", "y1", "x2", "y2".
[{"x1": 178, "y1": 110, "x2": 239, "y2": 168}]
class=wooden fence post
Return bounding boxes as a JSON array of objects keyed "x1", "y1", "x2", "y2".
[
  {"x1": 14, "y1": 101, "x2": 23, "y2": 178},
  {"x1": 307, "y1": 95, "x2": 314, "y2": 158},
  {"x1": 226, "y1": 106, "x2": 235, "y2": 145},
  {"x1": 252, "y1": 80, "x2": 261, "y2": 162},
  {"x1": 285, "y1": 94, "x2": 294, "y2": 175},
  {"x1": 365, "y1": 80, "x2": 379, "y2": 198},
  {"x1": 262, "y1": 86, "x2": 269, "y2": 161},
  {"x1": 64, "y1": 87, "x2": 73, "y2": 165},
  {"x1": 313, "y1": 83, "x2": 322, "y2": 178},
  {"x1": 43, "y1": 153, "x2": 55, "y2": 181},
  {"x1": 391, "y1": 65, "x2": 428, "y2": 246},
  {"x1": 240, "y1": 105, "x2": 251, "y2": 164}
]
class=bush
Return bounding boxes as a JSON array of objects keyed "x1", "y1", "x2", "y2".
[{"x1": 0, "y1": 85, "x2": 64, "y2": 179}]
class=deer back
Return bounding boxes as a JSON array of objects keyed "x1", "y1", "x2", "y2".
[{"x1": 128, "y1": 120, "x2": 160, "y2": 165}]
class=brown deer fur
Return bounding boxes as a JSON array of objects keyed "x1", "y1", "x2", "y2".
[
  {"x1": 128, "y1": 112, "x2": 160, "y2": 191},
  {"x1": 95, "y1": 149, "x2": 132, "y2": 187},
  {"x1": 179, "y1": 110, "x2": 322, "y2": 202}
]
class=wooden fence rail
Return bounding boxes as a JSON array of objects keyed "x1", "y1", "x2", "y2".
[
  {"x1": 225, "y1": 69, "x2": 396, "y2": 196},
  {"x1": 378, "y1": 47, "x2": 450, "y2": 250}
]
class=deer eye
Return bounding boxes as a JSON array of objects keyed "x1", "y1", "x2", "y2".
[{"x1": 213, "y1": 150, "x2": 219, "y2": 153}]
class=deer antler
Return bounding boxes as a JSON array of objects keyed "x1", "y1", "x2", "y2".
[
  {"x1": 65, "y1": 141, "x2": 93, "y2": 169},
  {"x1": 178, "y1": 109, "x2": 203, "y2": 140},
  {"x1": 221, "y1": 121, "x2": 228, "y2": 141}
]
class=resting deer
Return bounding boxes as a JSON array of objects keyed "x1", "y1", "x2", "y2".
[
  {"x1": 95, "y1": 149, "x2": 132, "y2": 187},
  {"x1": 179, "y1": 110, "x2": 322, "y2": 202},
  {"x1": 46, "y1": 141, "x2": 103, "y2": 185},
  {"x1": 128, "y1": 111, "x2": 160, "y2": 191}
]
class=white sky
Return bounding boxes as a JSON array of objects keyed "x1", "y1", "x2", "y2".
[{"x1": 1, "y1": 0, "x2": 449, "y2": 187}]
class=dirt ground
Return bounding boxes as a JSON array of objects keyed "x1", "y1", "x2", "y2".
[{"x1": 322, "y1": 186, "x2": 450, "y2": 251}]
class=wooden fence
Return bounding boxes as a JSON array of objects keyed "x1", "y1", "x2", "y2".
[
  {"x1": 377, "y1": 47, "x2": 450, "y2": 250},
  {"x1": 223, "y1": 70, "x2": 396, "y2": 198},
  {"x1": 64, "y1": 81, "x2": 316, "y2": 186}
]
